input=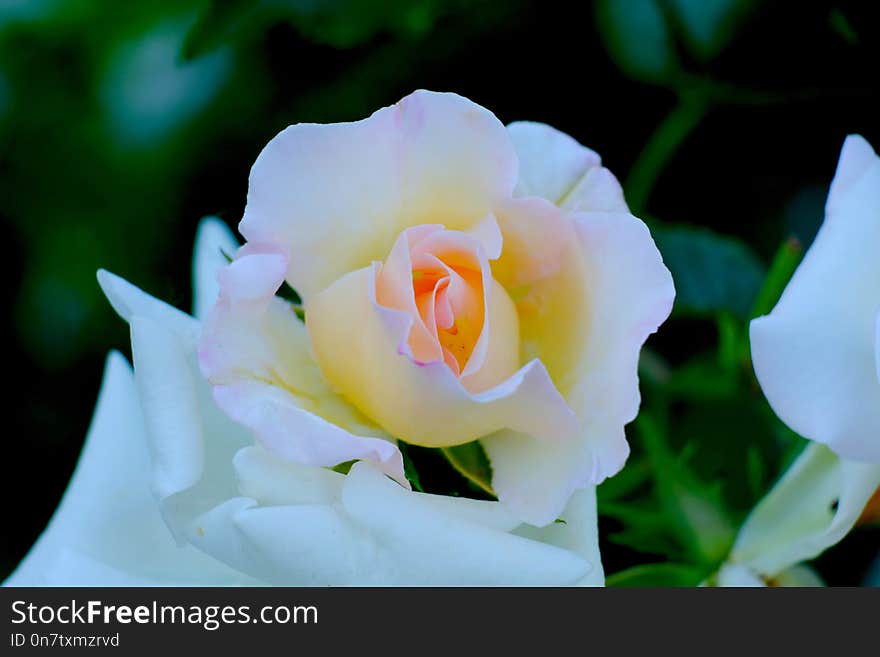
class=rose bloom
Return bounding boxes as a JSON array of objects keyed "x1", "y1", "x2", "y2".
[
  {"x1": 7, "y1": 91, "x2": 673, "y2": 586},
  {"x1": 716, "y1": 135, "x2": 880, "y2": 586}
]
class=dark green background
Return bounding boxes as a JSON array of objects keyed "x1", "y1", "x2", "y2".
[{"x1": 3, "y1": 0, "x2": 878, "y2": 584}]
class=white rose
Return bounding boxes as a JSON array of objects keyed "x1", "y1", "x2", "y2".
[
  {"x1": 5, "y1": 219, "x2": 603, "y2": 586},
  {"x1": 716, "y1": 135, "x2": 880, "y2": 586}
]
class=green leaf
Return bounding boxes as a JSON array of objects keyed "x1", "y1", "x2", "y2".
[
  {"x1": 597, "y1": 457, "x2": 652, "y2": 503},
  {"x1": 600, "y1": 500, "x2": 688, "y2": 560},
  {"x1": 440, "y1": 441, "x2": 495, "y2": 497},
  {"x1": 652, "y1": 224, "x2": 766, "y2": 319},
  {"x1": 397, "y1": 441, "x2": 425, "y2": 493},
  {"x1": 667, "y1": 0, "x2": 756, "y2": 61},
  {"x1": 183, "y1": 0, "x2": 259, "y2": 61},
  {"x1": 749, "y1": 236, "x2": 804, "y2": 319},
  {"x1": 595, "y1": 0, "x2": 678, "y2": 84},
  {"x1": 638, "y1": 414, "x2": 737, "y2": 566},
  {"x1": 331, "y1": 460, "x2": 357, "y2": 475},
  {"x1": 663, "y1": 355, "x2": 739, "y2": 401},
  {"x1": 606, "y1": 562, "x2": 707, "y2": 587}
]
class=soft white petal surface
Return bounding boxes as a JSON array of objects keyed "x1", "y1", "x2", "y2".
[
  {"x1": 567, "y1": 211, "x2": 675, "y2": 480},
  {"x1": 750, "y1": 135, "x2": 880, "y2": 463},
  {"x1": 188, "y1": 459, "x2": 591, "y2": 585},
  {"x1": 192, "y1": 216, "x2": 240, "y2": 320},
  {"x1": 728, "y1": 442, "x2": 880, "y2": 578},
  {"x1": 4, "y1": 353, "x2": 254, "y2": 586},
  {"x1": 507, "y1": 121, "x2": 627, "y2": 212}
]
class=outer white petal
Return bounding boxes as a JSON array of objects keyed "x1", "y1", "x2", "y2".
[
  {"x1": 507, "y1": 121, "x2": 628, "y2": 212},
  {"x1": 750, "y1": 135, "x2": 880, "y2": 463},
  {"x1": 339, "y1": 462, "x2": 590, "y2": 585},
  {"x1": 714, "y1": 563, "x2": 765, "y2": 587},
  {"x1": 189, "y1": 458, "x2": 591, "y2": 585},
  {"x1": 514, "y1": 485, "x2": 604, "y2": 586},
  {"x1": 100, "y1": 271, "x2": 256, "y2": 543},
  {"x1": 714, "y1": 563, "x2": 825, "y2": 587},
  {"x1": 234, "y1": 445, "x2": 520, "y2": 531},
  {"x1": 567, "y1": 211, "x2": 675, "y2": 480},
  {"x1": 129, "y1": 314, "x2": 253, "y2": 544},
  {"x1": 485, "y1": 203, "x2": 672, "y2": 525},
  {"x1": 4, "y1": 353, "x2": 254, "y2": 586},
  {"x1": 241, "y1": 90, "x2": 517, "y2": 299},
  {"x1": 192, "y1": 216, "x2": 239, "y2": 320},
  {"x1": 728, "y1": 442, "x2": 880, "y2": 578},
  {"x1": 875, "y1": 311, "x2": 880, "y2": 386},
  {"x1": 773, "y1": 564, "x2": 825, "y2": 587},
  {"x1": 98, "y1": 269, "x2": 200, "y2": 347}
]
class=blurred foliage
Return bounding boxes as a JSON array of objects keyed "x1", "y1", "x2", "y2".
[{"x1": 3, "y1": 0, "x2": 879, "y2": 584}]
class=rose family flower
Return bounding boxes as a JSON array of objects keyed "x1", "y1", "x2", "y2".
[
  {"x1": 6, "y1": 219, "x2": 600, "y2": 586},
  {"x1": 6, "y1": 90, "x2": 673, "y2": 586},
  {"x1": 715, "y1": 135, "x2": 880, "y2": 586},
  {"x1": 201, "y1": 90, "x2": 675, "y2": 526}
]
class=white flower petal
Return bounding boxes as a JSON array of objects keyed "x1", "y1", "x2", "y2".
[
  {"x1": 773, "y1": 564, "x2": 825, "y2": 587},
  {"x1": 750, "y1": 135, "x2": 880, "y2": 463},
  {"x1": 4, "y1": 353, "x2": 252, "y2": 586},
  {"x1": 507, "y1": 121, "x2": 600, "y2": 204},
  {"x1": 131, "y1": 315, "x2": 204, "y2": 503},
  {"x1": 98, "y1": 269, "x2": 200, "y2": 346},
  {"x1": 513, "y1": 485, "x2": 604, "y2": 586},
  {"x1": 233, "y1": 445, "x2": 344, "y2": 506},
  {"x1": 187, "y1": 461, "x2": 591, "y2": 585},
  {"x1": 339, "y1": 462, "x2": 591, "y2": 585},
  {"x1": 729, "y1": 442, "x2": 880, "y2": 578},
  {"x1": 192, "y1": 216, "x2": 240, "y2": 320},
  {"x1": 569, "y1": 211, "x2": 675, "y2": 480}
]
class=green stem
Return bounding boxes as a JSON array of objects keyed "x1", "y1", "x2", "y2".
[{"x1": 625, "y1": 93, "x2": 709, "y2": 214}]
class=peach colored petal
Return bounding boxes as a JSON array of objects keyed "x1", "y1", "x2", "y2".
[{"x1": 306, "y1": 263, "x2": 576, "y2": 451}]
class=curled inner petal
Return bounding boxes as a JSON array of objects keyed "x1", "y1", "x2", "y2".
[{"x1": 375, "y1": 218, "x2": 513, "y2": 388}]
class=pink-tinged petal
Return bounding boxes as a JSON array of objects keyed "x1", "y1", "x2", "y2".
[
  {"x1": 306, "y1": 264, "x2": 578, "y2": 451},
  {"x1": 375, "y1": 217, "x2": 515, "y2": 390},
  {"x1": 507, "y1": 121, "x2": 628, "y2": 212},
  {"x1": 212, "y1": 380, "x2": 406, "y2": 485},
  {"x1": 192, "y1": 216, "x2": 240, "y2": 321},
  {"x1": 507, "y1": 121, "x2": 600, "y2": 204},
  {"x1": 750, "y1": 136, "x2": 880, "y2": 463},
  {"x1": 486, "y1": 200, "x2": 672, "y2": 519},
  {"x1": 464, "y1": 213, "x2": 504, "y2": 260},
  {"x1": 240, "y1": 90, "x2": 517, "y2": 299},
  {"x1": 375, "y1": 225, "x2": 445, "y2": 364},
  {"x1": 567, "y1": 211, "x2": 675, "y2": 481},
  {"x1": 199, "y1": 245, "x2": 407, "y2": 483},
  {"x1": 562, "y1": 166, "x2": 629, "y2": 213}
]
